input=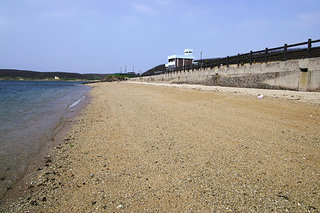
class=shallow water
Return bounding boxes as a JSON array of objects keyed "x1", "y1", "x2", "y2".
[{"x1": 0, "y1": 81, "x2": 89, "y2": 198}]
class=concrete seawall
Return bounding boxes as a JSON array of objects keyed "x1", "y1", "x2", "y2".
[{"x1": 131, "y1": 57, "x2": 320, "y2": 92}]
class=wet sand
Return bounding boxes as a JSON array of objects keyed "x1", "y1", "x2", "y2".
[
  {"x1": 1, "y1": 82, "x2": 320, "y2": 212},
  {"x1": 0, "y1": 91, "x2": 91, "y2": 205}
]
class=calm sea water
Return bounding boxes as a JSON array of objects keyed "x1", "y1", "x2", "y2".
[{"x1": 0, "y1": 81, "x2": 90, "y2": 198}]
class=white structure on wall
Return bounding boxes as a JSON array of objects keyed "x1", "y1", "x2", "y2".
[{"x1": 166, "y1": 49, "x2": 195, "y2": 69}]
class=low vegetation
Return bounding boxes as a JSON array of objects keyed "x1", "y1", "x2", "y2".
[{"x1": 101, "y1": 73, "x2": 137, "y2": 82}]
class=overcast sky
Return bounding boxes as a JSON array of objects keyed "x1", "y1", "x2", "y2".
[{"x1": 0, "y1": 0, "x2": 319, "y2": 74}]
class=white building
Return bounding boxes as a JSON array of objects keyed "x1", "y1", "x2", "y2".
[{"x1": 165, "y1": 49, "x2": 195, "y2": 69}]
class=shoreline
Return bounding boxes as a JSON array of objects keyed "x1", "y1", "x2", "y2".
[
  {"x1": 0, "y1": 86, "x2": 92, "y2": 204},
  {"x1": 127, "y1": 81, "x2": 320, "y2": 105},
  {"x1": 1, "y1": 82, "x2": 319, "y2": 211}
]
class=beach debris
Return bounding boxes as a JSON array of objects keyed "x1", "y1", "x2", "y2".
[
  {"x1": 117, "y1": 204, "x2": 123, "y2": 209},
  {"x1": 277, "y1": 194, "x2": 289, "y2": 200},
  {"x1": 90, "y1": 173, "x2": 95, "y2": 178},
  {"x1": 257, "y1": 94, "x2": 264, "y2": 99}
]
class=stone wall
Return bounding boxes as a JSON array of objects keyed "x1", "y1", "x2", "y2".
[{"x1": 131, "y1": 58, "x2": 320, "y2": 92}]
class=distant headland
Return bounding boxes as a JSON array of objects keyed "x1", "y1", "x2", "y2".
[{"x1": 0, "y1": 69, "x2": 138, "y2": 81}]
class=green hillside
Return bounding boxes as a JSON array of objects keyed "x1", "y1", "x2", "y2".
[{"x1": 0, "y1": 69, "x2": 109, "y2": 81}]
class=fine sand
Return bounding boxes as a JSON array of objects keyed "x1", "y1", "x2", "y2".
[{"x1": 1, "y1": 82, "x2": 320, "y2": 212}]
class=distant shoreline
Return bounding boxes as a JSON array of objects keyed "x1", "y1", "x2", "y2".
[
  {"x1": 0, "y1": 69, "x2": 108, "y2": 82},
  {"x1": 0, "y1": 78, "x2": 99, "y2": 82},
  {"x1": 0, "y1": 69, "x2": 138, "y2": 82}
]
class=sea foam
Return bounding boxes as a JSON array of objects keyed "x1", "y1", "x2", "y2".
[{"x1": 69, "y1": 96, "x2": 85, "y2": 109}]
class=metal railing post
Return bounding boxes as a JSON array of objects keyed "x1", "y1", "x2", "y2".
[
  {"x1": 283, "y1": 44, "x2": 287, "y2": 61},
  {"x1": 265, "y1": 48, "x2": 268, "y2": 63},
  {"x1": 227, "y1": 56, "x2": 229, "y2": 67},
  {"x1": 307, "y1": 39, "x2": 312, "y2": 58}
]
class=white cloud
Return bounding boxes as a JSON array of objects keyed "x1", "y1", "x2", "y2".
[
  {"x1": 297, "y1": 12, "x2": 320, "y2": 22},
  {"x1": 281, "y1": 12, "x2": 320, "y2": 28},
  {"x1": 132, "y1": 3, "x2": 157, "y2": 15}
]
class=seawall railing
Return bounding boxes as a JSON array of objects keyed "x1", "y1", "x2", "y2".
[{"x1": 160, "y1": 38, "x2": 320, "y2": 74}]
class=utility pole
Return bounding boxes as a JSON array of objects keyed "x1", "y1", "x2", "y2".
[{"x1": 200, "y1": 51, "x2": 203, "y2": 60}]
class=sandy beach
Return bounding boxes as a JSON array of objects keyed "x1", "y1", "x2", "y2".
[{"x1": 1, "y1": 82, "x2": 320, "y2": 212}]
